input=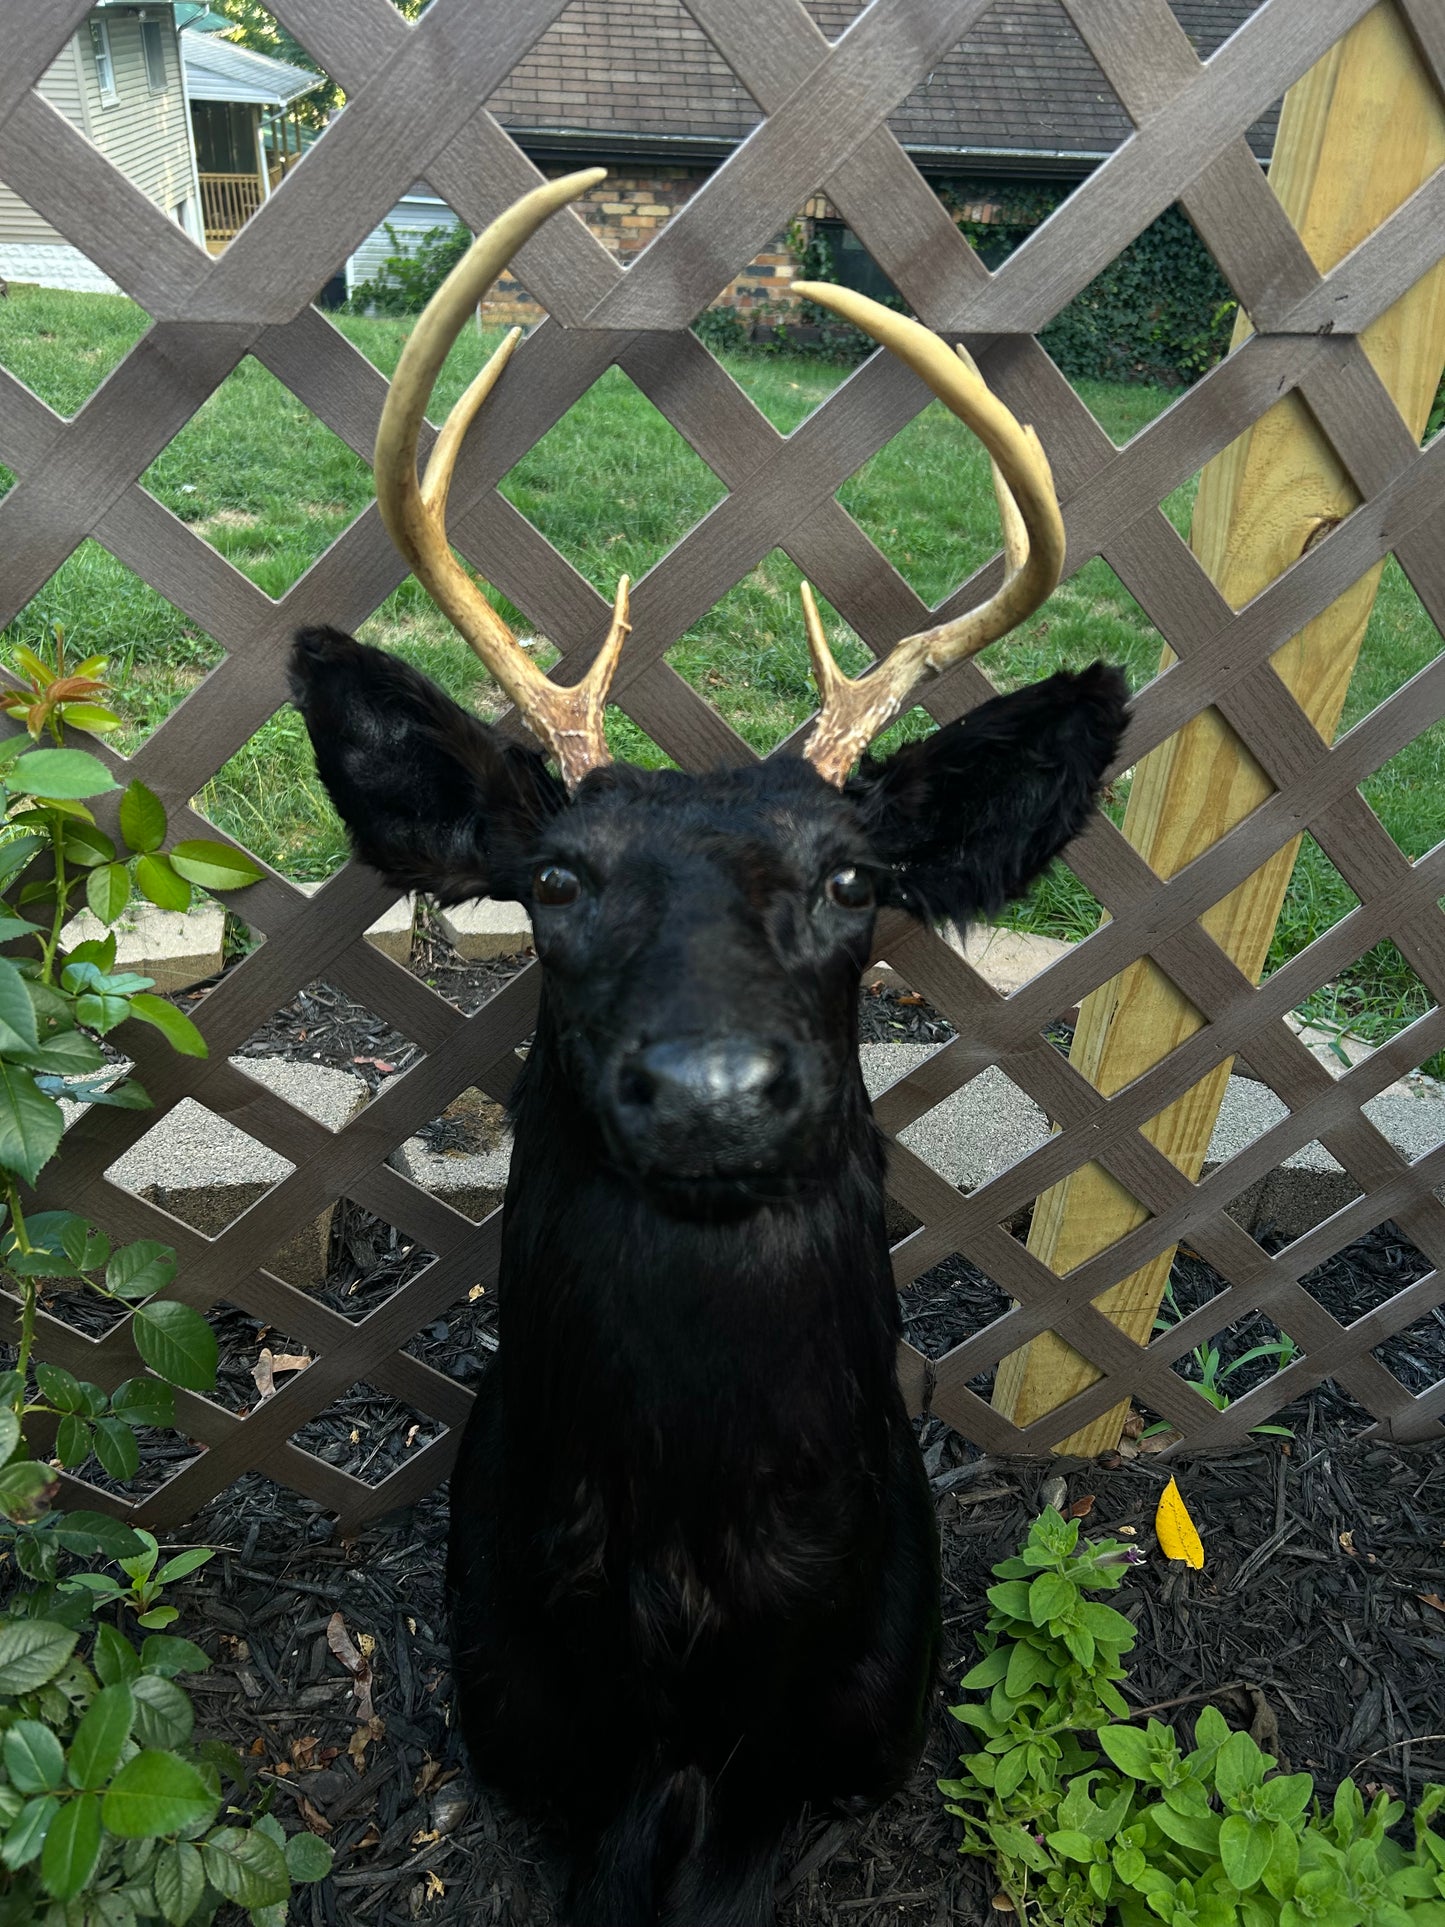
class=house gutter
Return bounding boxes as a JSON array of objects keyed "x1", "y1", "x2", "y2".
[
  {"x1": 506, "y1": 124, "x2": 1112, "y2": 181},
  {"x1": 507, "y1": 124, "x2": 1270, "y2": 179}
]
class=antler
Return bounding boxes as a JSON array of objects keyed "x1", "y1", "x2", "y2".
[
  {"x1": 789, "y1": 283, "x2": 1066, "y2": 785},
  {"x1": 374, "y1": 168, "x2": 630, "y2": 788}
]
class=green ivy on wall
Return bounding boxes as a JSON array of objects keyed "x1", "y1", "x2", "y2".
[
  {"x1": 719, "y1": 187, "x2": 1240, "y2": 385},
  {"x1": 938, "y1": 184, "x2": 1239, "y2": 386}
]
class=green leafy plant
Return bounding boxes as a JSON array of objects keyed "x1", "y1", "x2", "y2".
[
  {"x1": 1147, "y1": 1287, "x2": 1300, "y2": 1440},
  {"x1": 1426, "y1": 369, "x2": 1444, "y2": 443},
  {"x1": 0, "y1": 643, "x2": 310, "y2": 1918},
  {"x1": 0, "y1": 674, "x2": 260, "y2": 1530},
  {"x1": 926, "y1": 189, "x2": 1237, "y2": 384},
  {"x1": 0, "y1": 1542, "x2": 333, "y2": 1925},
  {"x1": 350, "y1": 219, "x2": 473, "y2": 316},
  {"x1": 0, "y1": 631, "x2": 121, "y2": 747},
  {"x1": 692, "y1": 304, "x2": 751, "y2": 356},
  {"x1": 712, "y1": 197, "x2": 1237, "y2": 381},
  {"x1": 941, "y1": 1510, "x2": 1445, "y2": 1926}
]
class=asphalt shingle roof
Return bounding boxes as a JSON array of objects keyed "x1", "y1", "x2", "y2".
[{"x1": 483, "y1": 0, "x2": 1276, "y2": 164}]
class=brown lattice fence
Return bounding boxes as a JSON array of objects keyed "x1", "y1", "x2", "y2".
[{"x1": 1, "y1": 0, "x2": 1443, "y2": 1533}]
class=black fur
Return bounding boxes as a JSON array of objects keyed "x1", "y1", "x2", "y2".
[
  {"x1": 289, "y1": 632, "x2": 1128, "y2": 1926},
  {"x1": 849, "y1": 662, "x2": 1127, "y2": 926},
  {"x1": 289, "y1": 626, "x2": 564, "y2": 904}
]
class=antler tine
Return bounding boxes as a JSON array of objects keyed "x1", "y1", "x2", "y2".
[
  {"x1": 790, "y1": 283, "x2": 1066, "y2": 785},
  {"x1": 374, "y1": 168, "x2": 629, "y2": 788}
]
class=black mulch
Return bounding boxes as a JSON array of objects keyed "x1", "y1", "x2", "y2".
[
  {"x1": 59, "y1": 942, "x2": 1445, "y2": 1921},
  {"x1": 170, "y1": 1422, "x2": 1445, "y2": 1927}
]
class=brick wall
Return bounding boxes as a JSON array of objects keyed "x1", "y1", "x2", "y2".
[{"x1": 484, "y1": 164, "x2": 803, "y2": 325}]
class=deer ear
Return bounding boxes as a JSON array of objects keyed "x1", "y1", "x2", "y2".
[
  {"x1": 289, "y1": 627, "x2": 565, "y2": 905},
  {"x1": 849, "y1": 662, "x2": 1128, "y2": 927}
]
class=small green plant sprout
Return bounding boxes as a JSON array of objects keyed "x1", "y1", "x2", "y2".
[
  {"x1": 1148, "y1": 1288, "x2": 1299, "y2": 1440},
  {"x1": 942, "y1": 1511, "x2": 1445, "y2": 1927},
  {"x1": 59, "y1": 1532, "x2": 216, "y2": 1632},
  {"x1": 939, "y1": 1507, "x2": 1141, "y2": 1919}
]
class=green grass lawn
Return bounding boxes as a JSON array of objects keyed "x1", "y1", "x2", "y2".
[{"x1": 1, "y1": 283, "x2": 1441, "y2": 1062}]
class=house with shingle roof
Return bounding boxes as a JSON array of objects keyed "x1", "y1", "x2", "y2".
[{"x1": 347, "y1": 0, "x2": 1275, "y2": 319}]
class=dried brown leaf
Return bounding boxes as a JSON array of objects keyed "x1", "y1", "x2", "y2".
[
  {"x1": 328, "y1": 1612, "x2": 375, "y2": 1721},
  {"x1": 298, "y1": 1795, "x2": 332, "y2": 1835},
  {"x1": 327, "y1": 1612, "x2": 363, "y2": 1674}
]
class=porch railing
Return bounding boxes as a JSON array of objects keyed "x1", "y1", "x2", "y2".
[{"x1": 199, "y1": 170, "x2": 264, "y2": 247}]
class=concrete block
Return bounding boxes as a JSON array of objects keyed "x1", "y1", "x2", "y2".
[
  {"x1": 433, "y1": 898, "x2": 533, "y2": 960},
  {"x1": 861, "y1": 1043, "x2": 1049, "y2": 1201},
  {"x1": 870, "y1": 923, "x2": 1074, "y2": 999},
  {"x1": 1285, "y1": 1014, "x2": 1375, "y2": 1076},
  {"x1": 387, "y1": 1087, "x2": 513, "y2": 1220},
  {"x1": 358, "y1": 894, "x2": 416, "y2": 964},
  {"x1": 294, "y1": 884, "x2": 415, "y2": 962},
  {"x1": 863, "y1": 1042, "x2": 1445, "y2": 1241},
  {"x1": 82, "y1": 1056, "x2": 368, "y2": 1285},
  {"x1": 61, "y1": 901, "x2": 225, "y2": 994},
  {"x1": 953, "y1": 926, "x2": 1075, "y2": 997},
  {"x1": 1202, "y1": 1076, "x2": 1445, "y2": 1235}
]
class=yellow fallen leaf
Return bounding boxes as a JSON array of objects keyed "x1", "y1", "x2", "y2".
[{"x1": 1155, "y1": 1476, "x2": 1204, "y2": 1568}]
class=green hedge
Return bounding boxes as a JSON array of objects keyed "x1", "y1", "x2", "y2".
[
  {"x1": 1039, "y1": 205, "x2": 1237, "y2": 385},
  {"x1": 705, "y1": 190, "x2": 1240, "y2": 386},
  {"x1": 945, "y1": 187, "x2": 1237, "y2": 386}
]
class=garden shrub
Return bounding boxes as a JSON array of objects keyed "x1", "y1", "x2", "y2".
[
  {"x1": 0, "y1": 639, "x2": 333, "y2": 1922},
  {"x1": 350, "y1": 219, "x2": 472, "y2": 316},
  {"x1": 730, "y1": 191, "x2": 1237, "y2": 382},
  {"x1": 942, "y1": 1506, "x2": 1445, "y2": 1925},
  {"x1": 692, "y1": 305, "x2": 751, "y2": 356},
  {"x1": 1035, "y1": 205, "x2": 1237, "y2": 386},
  {"x1": 0, "y1": 1536, "x2": 333, "y2": 1925},
  {"x1": 946, "y1": 188, "x2": 1237, "y2": 385}
]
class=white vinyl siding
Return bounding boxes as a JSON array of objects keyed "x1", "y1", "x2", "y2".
[
  {"x1": 80, "y1": 13, "x2": 194, "y2": 220},
  {"x1": 0, "y1": 12, "x2": 195, "y2": 268},
  {"x1": 0, "y1": 37, "x2": 88, "y2": 247},
  {"x1": 346, "y1": 191, "x2": 462, "y2": 297}
]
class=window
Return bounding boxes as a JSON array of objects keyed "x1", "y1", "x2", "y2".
[
  {"x1": 813, "y1": 221, "x2": 901, "y2": 305},
  {"x1": 89, "y1": 17, "x2": 116, "y2": 102},
  {"x1": 140, "y1": 18, "x2": 168, "y2": 92}
]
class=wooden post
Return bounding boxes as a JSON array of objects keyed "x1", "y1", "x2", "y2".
[{"x1": 992, "y1": 2, "x2": 1445, "y2": 1456}]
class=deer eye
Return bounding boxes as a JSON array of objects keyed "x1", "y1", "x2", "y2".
[
  {"x1": 534, "y1": 864, "x2": 581, "y2": 907},
  {"x1": 825, "y1": 866, "x2": 874, "y2": 910}
]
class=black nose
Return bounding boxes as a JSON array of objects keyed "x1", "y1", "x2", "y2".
[{"x1": 610, "y1": 1038, "x2": 803, "y2": 1174}]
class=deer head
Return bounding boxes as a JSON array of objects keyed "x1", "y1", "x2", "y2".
[{"x1": 291, "y1": 171, "x2": 1125, "y2": 1195}]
